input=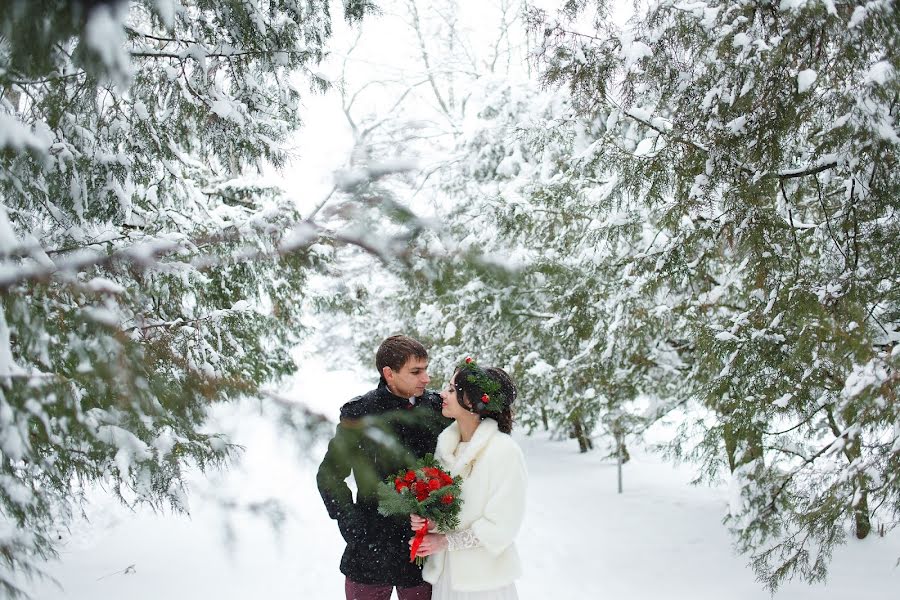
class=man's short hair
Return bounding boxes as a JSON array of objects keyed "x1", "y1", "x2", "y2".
[{"x1": 376, "y1": 335, "x2": 428, "y2": 374}]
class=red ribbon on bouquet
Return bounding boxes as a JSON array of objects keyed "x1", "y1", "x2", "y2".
[{"x1": 409, "y1": 522, "x2": 429, "y2": 562}]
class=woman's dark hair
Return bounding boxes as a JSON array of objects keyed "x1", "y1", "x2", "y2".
[{"x1": 453, "y1": 365, "x2": 517, "y2": 434}]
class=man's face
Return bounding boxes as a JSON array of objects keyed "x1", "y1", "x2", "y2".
[{"x1": 384, "y1": 356, "x2": 430, "y2": 399}]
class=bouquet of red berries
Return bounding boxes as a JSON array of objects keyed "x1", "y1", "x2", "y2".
[{"x1": 377, "y1": 454, "x2": 463, "y2": 564}]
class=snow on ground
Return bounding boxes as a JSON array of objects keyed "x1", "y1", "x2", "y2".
[
  {"x1": 518, "y1": 432, "x2": 900, "y2": 599},
  {"x1": 26, "y1": 365, "x2": 900, "y2": 599}
]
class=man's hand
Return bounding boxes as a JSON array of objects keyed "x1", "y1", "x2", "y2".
[{"x1": 409, "y1": 533, "x2": 448, "y2": 557}]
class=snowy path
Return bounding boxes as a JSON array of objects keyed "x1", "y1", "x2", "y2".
[{"x1": 27, "y1": 393, "x2": 900, "y2": 599}]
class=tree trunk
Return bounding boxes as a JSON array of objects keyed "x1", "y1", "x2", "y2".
[
  {"x1": 854, "y1": 487, "x2": 871, "y2": 539},
  {"x1": 616, "y1": 430, "x2": 624, "y2": 494},
  {"x1": 825, "y1": 407, "x2": 870, "y2": 539},
  {"x1": 571, "y1": 416, "x2": 593, "y2": 453},
  {"x1": 847, "y1": 441, "x2": 871, "y2": 539},
  {"x1": 619, "y1": 440, "x2": 630, "y2": 464}
]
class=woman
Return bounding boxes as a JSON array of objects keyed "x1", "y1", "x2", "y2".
[{"x1": 410, "y1": 359, "x2": 527, "y2": 600}]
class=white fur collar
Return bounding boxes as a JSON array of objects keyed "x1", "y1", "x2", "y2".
[{"x1": 435, "y1": 418, "x2": 499, "y2": 477}]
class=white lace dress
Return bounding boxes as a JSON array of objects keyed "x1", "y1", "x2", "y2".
[{"x1": 432, "y1": 441, "x2": 519, "y2": 600}]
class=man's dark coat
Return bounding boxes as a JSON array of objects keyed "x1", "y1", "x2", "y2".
[{"x1": 316, "y1": 380, "x2": 451, "y2": 587}]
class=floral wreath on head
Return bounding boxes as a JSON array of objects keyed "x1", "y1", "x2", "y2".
[{"x1": 456, "y1": 357, "x2": 505, "y2": 413}]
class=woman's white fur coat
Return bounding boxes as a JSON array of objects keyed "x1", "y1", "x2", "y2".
[{"x1": 422, "y1": 418, "x2": 527, "y2": 592}]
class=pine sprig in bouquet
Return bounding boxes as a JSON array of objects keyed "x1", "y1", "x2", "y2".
[{"x1": 377, "y1": 454, "x2": 463, "y2": 564}]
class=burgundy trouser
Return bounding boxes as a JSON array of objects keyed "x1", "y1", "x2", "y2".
[{"x1": 345, "y1": 578, "x2": 432, "y2": 600}]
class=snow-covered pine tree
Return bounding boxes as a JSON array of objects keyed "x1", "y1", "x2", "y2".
[
  {"x1": 317, "y1": 1, "x2": 667, "y2": 455},
  {"x1": 307, "y1": 0, "x2": 554, "y2": 389},
  {"x1": 0, "y1": 1, "x2": 374, "y2": 595},
  {"x1": 532, "y1": 0, "x2": 900, "y2": 590},
  {"x1": 430, "y1": 78, "x2": 681, "y2": 454}
]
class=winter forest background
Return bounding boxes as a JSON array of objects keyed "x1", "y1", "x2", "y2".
[{"x1": 1, "y1": 0, "x2": 899, "y2": 598}]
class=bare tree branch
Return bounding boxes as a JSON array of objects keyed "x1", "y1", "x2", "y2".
[{"x1": 407, "y1": 0, "x2": 453, "y2": 122}]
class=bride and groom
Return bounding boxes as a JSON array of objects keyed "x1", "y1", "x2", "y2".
[{"x1": 317, "y1": 335, "x2": 527, "y2": 600}]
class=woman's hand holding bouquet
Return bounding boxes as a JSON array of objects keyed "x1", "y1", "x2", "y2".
[{"x1": 377, "y1": 454, "x2": 462, "y2": 565}]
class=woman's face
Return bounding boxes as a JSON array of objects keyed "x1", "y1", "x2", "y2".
[{"x1": 439, "y1": 373, "x2": 469, "y2": 420}]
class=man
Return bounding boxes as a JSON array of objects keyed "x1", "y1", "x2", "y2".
[{"x1": 317, "y1": 335, "x2": 451, "y2": 600}]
